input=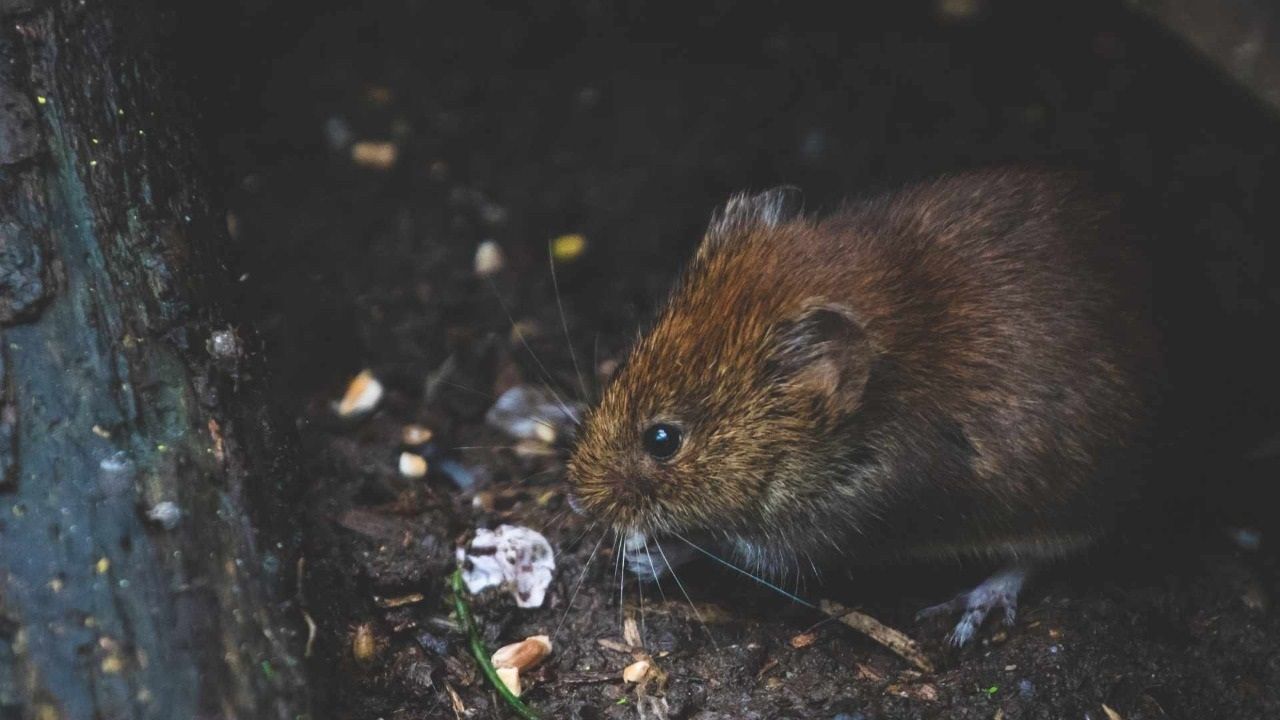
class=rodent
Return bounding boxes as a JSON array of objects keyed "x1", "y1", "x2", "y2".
[{"x1": 567, "y1": 168, "x2": 1159, "y2": 640}]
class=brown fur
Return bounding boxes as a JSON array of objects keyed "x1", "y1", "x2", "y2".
[{"x1": 568, "y1": 168, "x2": 1159, "y2": 574}]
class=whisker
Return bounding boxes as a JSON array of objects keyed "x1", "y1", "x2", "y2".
[
  {"x1": 536, "y1": 508, "x2": 570, "y2": 537},
  {"x1": 636, "y1": 560, "x2": 647, "y2": 649},
  {"x1": 448, "y1": 445, "x2": 567, "y2": 456},
  {"x1": 514, "y1": 467, "x2": 561, "y2": 484},
  {"x1": 655, "y1": 540, "x2": 718, "y2": 649},
  {"x1": 548, "y1": 243, "x2": 590, "y2": 403},
  {"x1": 484, "y1": 276, "x2": 580, "y2": 426},
  {"x1": 553, "y1": 526, "x2": 606, "y2": 642},
  {"x1": 591, "y1": 333, "x2": 601, "y2": 401},
  {"x1": 642, "y1": 542, "x2": 668, "y2": 603},
  {"x1": 671, "y1": 532, "x2": 817, "y2": 609},
  {"x1": 618, "y1": 533, "x2": 627, "y2": 637},
  {"x1": 561, "y1": 519, "x2": 601, "y2": 550},
  {"x1": 436, "y1": 381, "x2": 564, "y2": 434}
]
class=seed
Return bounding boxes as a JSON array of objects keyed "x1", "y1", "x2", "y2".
[
  {"x1": 352, "y1": 623, "x2": 376, "y2": 663},
  {"x1": 491, "y1": 635, "x2": 552, "y2": 671},
  {"x1": 622, "y1": 659, "x2": 650, "y2": 683}
]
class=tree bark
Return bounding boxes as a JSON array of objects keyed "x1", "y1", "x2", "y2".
[{"x1": 0, "y1": 1, "x2": 307, "y2": 718}]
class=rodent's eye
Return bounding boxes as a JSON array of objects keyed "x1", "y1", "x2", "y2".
[{"x1": 642, "y1": 423, "x2": 682, "y2": 461}]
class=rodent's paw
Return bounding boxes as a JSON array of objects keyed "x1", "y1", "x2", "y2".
[
  {"x1": 621, "y1": 533, "x2": 696, "y2": 582},
  {"x1": 916, "y1": 565, "x2": 1026, "y2": 647}
]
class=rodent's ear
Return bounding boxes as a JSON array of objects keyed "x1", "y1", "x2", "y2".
[
  {"x1": 706, "y1": 187, "x2": 804, "y2": 240},
  {"x1": 769, "y1": 303, "x2": 872, "y2": 414}
]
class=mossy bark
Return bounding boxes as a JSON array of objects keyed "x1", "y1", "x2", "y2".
[{"x1": 0, "y1": 1, "x2": 306, "y2": 717}]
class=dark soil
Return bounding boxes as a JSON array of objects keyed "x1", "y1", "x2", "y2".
[{"x1": 208, "y1": 1, "x2": 1280, "y2": 717}]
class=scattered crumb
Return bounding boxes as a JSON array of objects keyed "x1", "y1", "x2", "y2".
[
  {"x1": 474, "y1": 240, "x2": 505, "y2": 277},
  {"x1": 335, "y1": 370, "x2": 383, "y2": 417},
  {"x1": 398, "y1": 452, "x2": 428, "y2": 478},
  {"x1": 350, "y1": 141, "x2": 398, "y2": 169}
]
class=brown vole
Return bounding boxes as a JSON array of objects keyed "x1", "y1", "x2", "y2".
[{"x1": 567, "y1": 168, "x2": 1159, "y2": 644}]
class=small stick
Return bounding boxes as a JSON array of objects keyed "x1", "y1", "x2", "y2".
[
  {"x1": 819, "y1": 599, "x2": 935, "y2": 673},
  {"x1": 450, "y1": 569, "x2": 541, "y2": 719}
]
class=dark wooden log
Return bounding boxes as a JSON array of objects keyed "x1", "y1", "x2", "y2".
[{"x1": 0, "y1": 1, "x2": 307, "y2": 717}]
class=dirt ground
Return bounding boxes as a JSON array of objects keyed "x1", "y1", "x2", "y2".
[{"x1": 210, "y1": 1, "x2": 1280, "y2": 717}]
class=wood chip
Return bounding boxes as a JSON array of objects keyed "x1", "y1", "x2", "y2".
[
  {"x1": 820, "y1": 599, "x2": 934, "y2": 673},
  {"x1": 623, "y1": 612, "x2": 642, "y2": 648},
  {"x1": 445, "y1": 682, "x2": 466, "y2": 719},
  {"x1": 491, "y1": 635, "x2": 552, "y2": 672}
]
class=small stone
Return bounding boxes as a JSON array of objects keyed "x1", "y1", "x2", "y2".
[
  {"x1": 398, "y1": 452, "x2": 428, "y2": 479},
  {"x1": 146, "y1": 501, "x2": 182, "y2": 530}
]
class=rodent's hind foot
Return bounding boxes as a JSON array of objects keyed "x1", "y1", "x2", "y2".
[{"x1": 915, "y1": 565, "x2": 1028, "y2": 647}]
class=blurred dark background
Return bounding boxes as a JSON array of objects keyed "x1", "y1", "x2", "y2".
[{"x1": 178, "y1": 0, "x2": 1278, "y2": 451}]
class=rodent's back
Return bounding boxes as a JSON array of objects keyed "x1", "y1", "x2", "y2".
[{"x1": 819, "y1": 170, "x2": 1158, "y2": 559}]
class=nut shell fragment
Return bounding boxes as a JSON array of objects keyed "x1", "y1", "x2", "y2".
[
  {"x1": 401, "y1": 424, "x2": 434, "y2": 445},
  {"x1": 336, "y1": 370, "x2": 383, "y2": 417},
  {"x1": 491, "y1": 635, "x2": 551, "y2": 671},
  {"x1": 496, "y1": 666, "x2": 522, "y2": 697}
]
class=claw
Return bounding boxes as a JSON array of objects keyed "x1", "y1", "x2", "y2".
[{"x1": 917, "y1": 565, "x2": 1028, "y2": 646}]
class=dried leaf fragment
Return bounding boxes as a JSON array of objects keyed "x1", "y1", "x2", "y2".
[{"x1": 790, "y1": 632, "x2": 817, "y2": 649}]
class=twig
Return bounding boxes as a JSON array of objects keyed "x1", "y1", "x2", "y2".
[
  {"x1": 449, "y1": 568, "x2": 541, "y2": 719},
  {"x1": 819, "y1": 600, "x2": 935, "y2": 673}
]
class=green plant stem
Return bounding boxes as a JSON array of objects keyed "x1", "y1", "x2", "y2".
[{"x1": 450, "y1": 569, "x2": 541, "y2": 720}]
